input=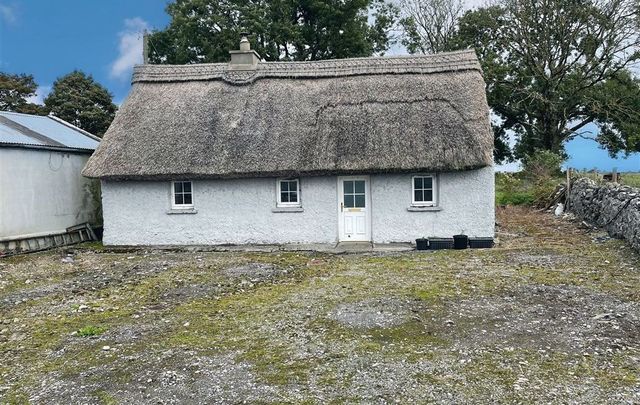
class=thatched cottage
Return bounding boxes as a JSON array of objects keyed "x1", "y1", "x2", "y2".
[{"x1": 83, "y1": 38, "x2": 494, "y2": 246}]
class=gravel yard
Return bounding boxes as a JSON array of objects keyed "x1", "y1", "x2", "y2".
[{"x1": 1, "y1": 206, "x2": 639, "y2": 404}]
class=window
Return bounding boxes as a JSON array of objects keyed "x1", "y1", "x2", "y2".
[
  {"x1": 412, "y1": 175, "x2": 436, "y2": 206},
  {"x1": 172, "y1": 181, "x2": 194, "y2": 209},
  {"x1": 277, "y1": 178, "x2": 300, "y2": 206},
  {"x1": 343, "y1": 180, "x2": 366, "y2": 208}
]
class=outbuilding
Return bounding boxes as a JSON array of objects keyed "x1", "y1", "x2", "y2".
[
  {"x1": 83, "y1": 39, "x2": 494, "y2": 246},
  {"x1": 1, "y1": 111, "x2": 100, "y2": 252}
]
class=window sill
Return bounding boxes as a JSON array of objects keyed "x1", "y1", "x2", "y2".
[
  {"x1": 407, "y1": 205, "x2": 442, "y2": 212},
  {"x1": 272, "y1": 206, "x2": 304, "y2": 213},
  {"x1": 166, "y1": 208, "x2": 198, "y2": 215}
]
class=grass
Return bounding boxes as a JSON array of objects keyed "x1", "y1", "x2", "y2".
[
  {"x1": 620, "y1": 172, "x2": 640, "y2": 187},
  {"x1": 76, "y1": 325, "x2": 107, "y2": 337}
]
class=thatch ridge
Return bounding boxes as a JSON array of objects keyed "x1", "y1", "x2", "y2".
[
  {"x1": 132, "y1": 50, "x2": 481, "y2": 85},
  {"x1": 84, "y1": 51, "x2": 493, "y2": 180}
]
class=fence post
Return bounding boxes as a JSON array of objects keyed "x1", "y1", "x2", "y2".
[{"x1": 566, "y1": 168, "x2": 571, "y2": 210}]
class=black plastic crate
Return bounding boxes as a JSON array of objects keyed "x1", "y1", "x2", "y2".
[
  {"x1": 429, "y1": 238, "x2": 454, "y2": 250},
  {"x1": 415, "y1": 238, "x2": 429, "y2": 251},
  {"x1": 469, "y1": 238, "x2": 494, "y2": 248}
]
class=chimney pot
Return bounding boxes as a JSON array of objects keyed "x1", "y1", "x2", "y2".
[{"x1": 239, "y1": 32, "x2": 250, "y2": 51}]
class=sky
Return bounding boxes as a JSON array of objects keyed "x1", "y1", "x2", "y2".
[
  {"x1": 0, "y1": 0, "x2": 170, "y2": 105},
  {"x1": 0, "y1": 0, "x2": 638, "y2": 172}
]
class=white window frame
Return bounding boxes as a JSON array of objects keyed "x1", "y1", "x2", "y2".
[
  {"x1": 411, "y1": 174, "x2": 437, "y2": 207},
  {"x1": 276, "y1": 178, "x2": 301, "y2": 207},
  {"x1": 171, "y1": 180, "x2": 194, "y2": 210}
]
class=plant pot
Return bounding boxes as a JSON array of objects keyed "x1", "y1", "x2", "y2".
[
  {"x1": 469, "y1": 238, "x2": 494, "y2": 248},
  {"x1": 453, "y1": 234, "x2": 468, "y2": 249},
  {"x1": 415, "y1": 238, "x2": 429, "y2": 251},
  {"x1": 429, "y1": 238, "x2": 454, "y2": 250}
]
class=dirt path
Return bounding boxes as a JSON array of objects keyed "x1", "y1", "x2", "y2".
[{"x1": 1, "y1": 207, "x2": 639, "y2": 404}]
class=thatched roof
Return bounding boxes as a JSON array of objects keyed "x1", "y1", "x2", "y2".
[{"x1": 83, "y1": 50, "x2": 493, "y2": 180}]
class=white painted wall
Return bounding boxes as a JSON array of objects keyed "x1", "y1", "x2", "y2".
[
  {"x1": 370, "y1": 166, "x2": 495, "y2": 242},
  {"x1": 0, "y1": 148, "x2": 96, "y2": 240},
  {"x1": 101, "y1": 167, "x2": 494, "y2": 246},
  {"x1": 101, "y1": 177, "x2": 339, "y2": 245}
]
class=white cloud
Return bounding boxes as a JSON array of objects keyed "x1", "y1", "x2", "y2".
[
  {"x1": 110, "y1": 17, "x2": 149, "y2": 80},
  {"x1": 25, "y1": 85, "x2": 51, "y2": 105},
  {"x1": 0, "y1": 2, "x2": 17, "y2": 25}
]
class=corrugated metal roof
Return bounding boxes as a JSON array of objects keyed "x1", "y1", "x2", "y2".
[
  {"x1": 0, "y1": 120, "x2": 46, "y2": 145},
  {"x1": 0, "y1": 111, "x2": 100, "y2": 150}
]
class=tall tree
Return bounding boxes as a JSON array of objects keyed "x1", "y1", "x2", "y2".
[
  {"x1": 0, "y1": 72, "x2": 49, "y2": 115},
  {"x1": 44, "y1": 71, "x2": 117, "y2": 137},
  {"x1": 453, "y1": 0, "x2": 640, "y2": 162},
  {"x1": 147, "y1": 0, "x2": 399, "y2": 64},
  {"x1": 399, "y1": 0, "x2": 464, "y2": 54}
]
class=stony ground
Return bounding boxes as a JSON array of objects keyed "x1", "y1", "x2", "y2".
[{"x1": 1, "y1": 207, "x2": 639, "y2": 404}]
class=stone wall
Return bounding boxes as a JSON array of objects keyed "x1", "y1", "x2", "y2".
[{"x1": 568, "y1": 178, "x2": 640, "y2": 250}]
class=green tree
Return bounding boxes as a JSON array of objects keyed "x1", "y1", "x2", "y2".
[
  {"x1": 0, "y1": 72, "x2": 49, "y2": 115},
  {"x1": 44, "y1": 71, "x2": 117, "y2": 137},
  {"x1": 452, "y1": 0, "x2": 640, "y2": 162},
  {"x1": 147, "y1": 0, "x2": 399, "y2": 64}
]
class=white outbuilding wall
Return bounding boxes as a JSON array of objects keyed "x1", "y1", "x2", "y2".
[
  {"x1": 0, "y1": 148, "x2": 96, "y2": 240},
  {"x1": 101, "y1": 166, "x2": 494, "y2": 245}
]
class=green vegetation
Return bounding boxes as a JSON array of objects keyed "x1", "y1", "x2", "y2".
[
  {"x1": 497, "y1": 167, "x2": 640, "y2": 207},
  {"x1": 495, "y1": 172, "x2": 536, "y2": 206},
  {"x1": 76, "y1": 325, "x2": 107, "y2": 337},
  {"x1": 0, "y1": 72, "x2": 48, "y2": 115},
  {"x1": 148, "y1": 0, "x2": 399, "y2": 64},
  {"x1": 496, "y1": 150, "x2": 566, "y2": 206},
  {"x1": 44, "y1": 71, "x2": 117, "y2": 137},
  {"x1": 621, "y1": 173, "x2": 640, "y2": 188},
  {"x1": 0, "y1": 70, "x2": 117, "y2": 137},
  {"x1": 451, "y1": 0, "x2": 640, "y2": 162},
  {"x1": 92, "y1": 390, "x2": 118, "y2": 405}
]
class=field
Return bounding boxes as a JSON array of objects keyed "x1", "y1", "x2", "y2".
[{"x1": 1, "y1": 207, "x2": 639, "y2": 404}]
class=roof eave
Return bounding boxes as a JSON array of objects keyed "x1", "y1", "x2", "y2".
[
  {"x1": 84, "y1": 163, "x2": 493, "y2": 181},
  {"x1": 0, "y1": 143, "x2": 95, "y2": 154}
]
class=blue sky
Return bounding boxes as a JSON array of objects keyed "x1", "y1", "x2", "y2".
[
  {"x1": 0, "y1": 0, "x2": 170, "y2": 104},
  {"x1": 0, "y1": 0, "x2": 638, "y2": 172}
]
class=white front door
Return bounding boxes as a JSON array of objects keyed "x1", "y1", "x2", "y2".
[{"x1": 338, "y1": 176, "x2": 371, "y2": 242}]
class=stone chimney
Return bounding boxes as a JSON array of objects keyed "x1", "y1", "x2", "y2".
[{"x1": 229, "y1": 33, "x2": 260, "y2": 70}]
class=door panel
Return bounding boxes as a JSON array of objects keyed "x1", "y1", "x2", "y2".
[{"x1": 338, "y1": 177, "x2": 371, "y2": 241}]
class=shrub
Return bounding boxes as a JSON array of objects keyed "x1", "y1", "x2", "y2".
[
  {"x1": 532, "y1": 178, "x2": 562, "y2": 206},
  {"x1": 521, "y1": 150, "x2": 566, "y2": 206},
  {"x1": 495, "y1": 173, "x2": 535, "y2": 205},
  {"x1": 496, "y1": 190, "x2": 535, "y2": 205},
  {"x1": 522, "y1": 149, "x2": 565, "y2": 180}
]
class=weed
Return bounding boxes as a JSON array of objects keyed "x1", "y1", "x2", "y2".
[{"x1": 77, "y1": 325, "x2": 107, "y2": 337}]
